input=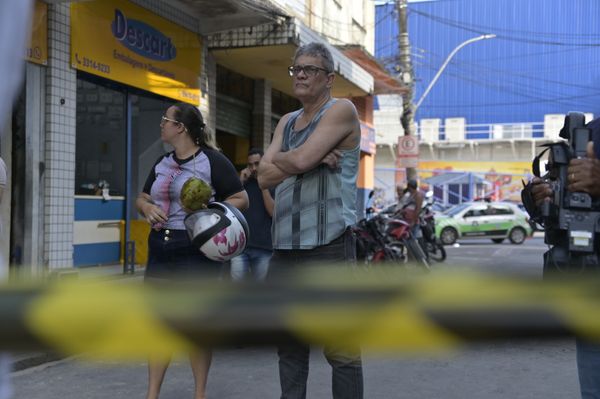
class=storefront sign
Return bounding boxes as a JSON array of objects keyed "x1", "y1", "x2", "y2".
[
  {"x1": 397, "y1": 135, "x2": 418, "y2": 168},
  {"x1": 27, "y1": 1, "x2": 48, "y2": 66},
  {"x1": 360, "y1": 122, "x2": 376, "y2": 155},
  {"x1": 71, "y1": 0, "x2": 201, "y2": 104}
]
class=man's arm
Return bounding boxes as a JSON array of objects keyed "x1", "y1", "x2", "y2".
[
  {"x1": 257, "y1": 114, "x2": 291, "y2": 189},
  {"x1": 272, "y1": 100, "x2": 359, "y2": 175},
  {"x1": 261, "y1": 189, "x2": 274, "y2": 217},
  {"x1": 225, "y1": 190, "x2": 249, "y2": 211}
]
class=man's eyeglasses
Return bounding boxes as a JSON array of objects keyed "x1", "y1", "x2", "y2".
[
  {"x1": 288, "y1": 64, "x2": 331, "y2": 77},
  {"x1": 160, "y1": 115, "x2": 181, "y2": 126}
]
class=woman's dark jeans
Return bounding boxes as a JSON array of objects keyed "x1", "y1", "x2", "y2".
[{"x1": 270, "y1": 229, "x2": 363, "y2": 399}]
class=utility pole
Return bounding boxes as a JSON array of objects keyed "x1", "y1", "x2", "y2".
[{"x1": 397, "y1": 0, "x2": 417, "y2": 181}]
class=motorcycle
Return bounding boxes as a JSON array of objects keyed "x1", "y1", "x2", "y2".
[
  {"x1": 384, "y1": 210, "x2": 430, "y2": 270},
  {"x1": 418, "y1": 191, "x2": 446, "y2": 262},
  {"x1": 353, "y1": 216, "x2": 396, "y2": 264},
  {"x1": 354, "y1": 205, "x2": 430, "y2": 270}
]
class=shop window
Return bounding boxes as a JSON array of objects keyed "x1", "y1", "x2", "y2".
[
  {"x1": 217, "y1": 65, "x2": 254, "y2": 103},
  {"x1": 75, "y1": 79, "x2": 126, "y2": 196}
]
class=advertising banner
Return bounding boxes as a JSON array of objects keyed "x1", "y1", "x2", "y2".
[
  {"x1": 71, "y1": 0, "x2": 201, "y2": 104},
  {"x1": 419, "y1": 161, "x2": 532, "y2": 202},
  {"x1": 27, "y1": 1, "x2": 47, "y2": 66}
]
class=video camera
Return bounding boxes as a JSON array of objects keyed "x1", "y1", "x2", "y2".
[{"x1": 522, "y1": 112, "x2": 600, "y2": 273}]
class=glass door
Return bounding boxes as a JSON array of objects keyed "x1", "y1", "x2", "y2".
[
  {"x1": 74, "y1": 77, "x2": 126, "y2": 266},
  {"x1": 75, "y1": 72, "x2": 174, "y2": 268}
]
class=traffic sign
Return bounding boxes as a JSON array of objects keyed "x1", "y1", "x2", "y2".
[{"x1": 397, "y1": 135, "x2": 419, "y2": 168}]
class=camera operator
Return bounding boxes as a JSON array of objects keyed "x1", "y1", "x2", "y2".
[{"x1": 530, "y1": 118, "x2": 600, "y2": 399}]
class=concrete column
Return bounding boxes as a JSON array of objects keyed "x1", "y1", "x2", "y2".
[
  {"x1": 252, "y1": 79, "x2": 272, "y2": 150},
  {"x1": 200, "y1": 47, "x2": 217, "y2": 144},
  {"x1": 23, "y1": 63, "x2": 46, "y2": 275},
  {"x1": 45, "y1": 4, "x2": 77, "y2": 269}
]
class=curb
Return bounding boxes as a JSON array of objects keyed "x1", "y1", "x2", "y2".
[{"x1": 12, "y1": 352, "x2": 65, "y2": 372}]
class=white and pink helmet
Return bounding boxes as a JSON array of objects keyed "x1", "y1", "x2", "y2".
[{"x1": 184, "y1": 202, "x2": 249, "y2": 262}]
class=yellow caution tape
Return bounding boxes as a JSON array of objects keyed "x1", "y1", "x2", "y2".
[
  {"x1": 25, "y1": 280, "x2": 195, "y2": 360},
  {"x1": 2, "y1": 267, "x2": 599, "y2": 359}
]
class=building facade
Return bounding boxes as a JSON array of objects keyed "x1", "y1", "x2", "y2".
[
  {"x1": 208, "y1": 0, "x2": 394, "y2": 216},
  {"x1": 5, "y1": 0, "x2": 383, "y2": 275}
]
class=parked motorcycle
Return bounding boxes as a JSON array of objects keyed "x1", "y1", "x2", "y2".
[
  {"x1": 354, "y1": 205, "x2": 430, "y2": 270},
  {"x1": 418, "y1": 191, "x2": 446, "y2": 262},
  {"x1": 353, "y1": 216, "x2": 396, "y2": 264}
]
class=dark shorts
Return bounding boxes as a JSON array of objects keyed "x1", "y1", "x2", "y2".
[{"x1": 145, "y1": 229, "x2": 223, "y2": 280}]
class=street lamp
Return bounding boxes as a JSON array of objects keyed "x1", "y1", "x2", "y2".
[{"x1": 414, "y1": 34, "x2": 496, "y2": 112}]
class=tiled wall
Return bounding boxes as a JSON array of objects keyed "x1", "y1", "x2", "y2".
[{"x1": 45, "y1": 4, "x2": 76, "y2": 268}]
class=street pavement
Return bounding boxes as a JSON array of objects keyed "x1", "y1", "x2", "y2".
[
  {"x1": 12, "y1": 339, "x2": 578, "y2": 399},
  {"x1": 9, "y1": 236, "x2": 583, "y2": 398}
]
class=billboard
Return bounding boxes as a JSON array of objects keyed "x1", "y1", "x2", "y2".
[{"x1": 418, "y1": 161, "x2": 532, "y2": 203}]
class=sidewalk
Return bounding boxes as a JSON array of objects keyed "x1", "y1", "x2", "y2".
[
  {"x1": 11, "y1": 262, "x2": 145, "y2": 372},
  {"x1": 75, "y1": 262, "x2": 146, "y2": 281}
]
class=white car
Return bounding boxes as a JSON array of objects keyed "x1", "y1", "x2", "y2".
[{"x1": 436, "y1": 202, "x2": 534, "y2": 245}]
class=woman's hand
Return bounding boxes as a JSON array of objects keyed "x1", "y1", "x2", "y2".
[
  {"x1": 142, "y1": 202, "x2": 168, "y2": 225},
  {"x1": 136, "y1": 193, "x2": 167, "y2": 226}
]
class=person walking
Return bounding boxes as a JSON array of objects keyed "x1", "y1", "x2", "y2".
[
  {"x1": 258, "y1": 42, "x2": 363, "y2": 399},
  {"x1": 136, "y1": 102, "x2": 248, "y2": 399},
  {"x1": 401, "y1": 179, "x2": 423, "y2": 232},
  {"x1": 230, "y1": 148, "x2": 274, "y2": 282}
]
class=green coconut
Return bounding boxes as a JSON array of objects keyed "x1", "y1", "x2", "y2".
[{"x1": 180, "y1": 177, "x2": 211, "y2": 211}]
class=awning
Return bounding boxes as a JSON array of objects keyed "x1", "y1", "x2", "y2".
[
  {"x1": 424, "y1": 172, "x2": 490, "y2": 186},
  {"x1": 47, "y1": 0, "x2": 286, "y2": 34},
  {"x1": 207, "y1": 18, "x2": 374, "y2": 98},
  {"x1": 177, "y1": 0, "x2": 286, "y2": 34}
]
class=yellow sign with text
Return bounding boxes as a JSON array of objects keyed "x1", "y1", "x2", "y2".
[
  {"x1": 71, "y1": 0, "x2": 201, "y2": 104},
  {"x1": 27, "y1": 1, "x2": 48, "y2": 66}
]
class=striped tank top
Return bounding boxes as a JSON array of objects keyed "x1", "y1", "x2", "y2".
[{"x1": 272, "y1": 99, "x2": 359, "y2": 249}]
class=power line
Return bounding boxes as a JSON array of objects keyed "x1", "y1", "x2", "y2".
[
  {"x1": 409, "y1": 7, "x2": 600, "y2": 39},
  {"x1": 418, "y1": 49, "x2": 600, "y2": 91},
  {"x1": 410, "y1": 8, "x2": 600, "y2": 47},
  {"x1": 415, "y1": 58, "x2": 600, "y2": 105},
  {"x1": 414, "y1": 61, "x2": 600, "y2": 109},
  {"x1": 417, "y1": 92, "x2": 600, "y2": 109}
]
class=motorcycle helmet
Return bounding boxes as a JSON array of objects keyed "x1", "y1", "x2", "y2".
[{"x1": 183, "y1": 202, "x2": 249, "y2": 261}]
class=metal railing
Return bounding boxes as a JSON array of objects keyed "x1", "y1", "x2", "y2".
[{"x1": 417, "y1": 121, "x2": 546, "y2": 142}]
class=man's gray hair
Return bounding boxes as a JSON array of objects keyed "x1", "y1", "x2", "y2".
[{"x1": 293, "y1": 43, "x2": 334, "y2": 73}]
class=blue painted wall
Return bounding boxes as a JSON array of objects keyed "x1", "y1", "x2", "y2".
[
  {"x1": 74, "y1": 197, "x2": 125, "y2": 267},
  {"x1": 375, "y1": 0, "x2": 600, "y2": 125}
]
